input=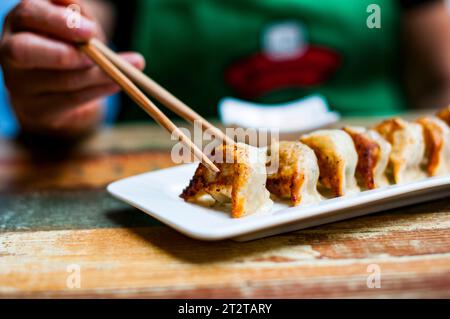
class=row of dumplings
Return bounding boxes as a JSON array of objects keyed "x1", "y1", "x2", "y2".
[{"x1": 181, "y1": 106, "x2": 450, "y2": 218}]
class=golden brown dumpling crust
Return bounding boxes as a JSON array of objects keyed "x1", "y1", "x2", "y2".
[
  {"x1": 373, "y1": 118, "x2": 405, "y2": 183},
  {"x1": 437, "y1": 105, "x2": 450, "y2": 127},
  {"x1": 373, "y1": 118, "x2": 426, "y2": 184},
  {"x1": 373, "y1": 118, "x2": 403, "y2": 144},
  {"x1": 300, "y1": 130, "x2": 359, "y2": 197},
  {"x1": 313, "y1": 149, "x2": 343, "y2": 196},
  {"x1": 417, "y1": 117, "x2": 444, "y2": 176},
  {"x1": 181, "y1": 143, "x2": 272, "y2": 218},
  {"x1": 180, "y1": 145, "x2": 245, "y2": 217},
  {"x1": 180, "y1": 163, "x2": 210, "y2": 202},
  {"x1": 416, "y1": 116, "x2": 450, "y2": 176},
  {"x1": 343, "y1": 127, "x2": 381, "y2": 189},
  {"x1": 267, "y1": 174, "x2": 305, "y2": 205},
  {"x1": 266, "y1": 141, "x2": 314, "y2": 206}
]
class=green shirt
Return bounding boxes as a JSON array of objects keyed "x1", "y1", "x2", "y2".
[{"x1": 127, "y1": 0, "x2": 406, "y2": 120}]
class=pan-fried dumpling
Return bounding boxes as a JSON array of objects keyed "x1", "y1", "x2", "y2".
[
  {"x1": 437, "y1": 105, "x2": 450, "y2": 126},
  {"x1": 266, "y1": 141, "x2": 321, "y2": 206},
  {"x1": 300, "y1": 130, "x2": 360, "y2": 197},
  {"x1": 416, "y1": 116, "x2": 450, "y2": 176},
  {"x1": 373, "y1": 118, "x2": 426, "y2": 184},
  {"x1": 343, "y1": 126, "x2": 392, "y2": 189},
  {"x1": 180, "y1": 143, "x2": 272, "y2": 218}
]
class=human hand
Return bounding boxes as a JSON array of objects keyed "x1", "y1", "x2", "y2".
[{"x1": 0, "y1": 0, "x2": 145, "y2": 137}]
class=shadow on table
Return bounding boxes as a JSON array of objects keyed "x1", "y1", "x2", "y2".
[
  {"x1": 106, "y1": 207, "x2": 162, "y2": 228},
  {"x1": 106, "y1": 208, "x2": 298, "y2": 264},
  {"x1": 106, "y1": 197, "x2": 449, "y2": 265}
]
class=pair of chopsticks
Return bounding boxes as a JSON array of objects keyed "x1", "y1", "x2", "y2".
[{"x1": 81, "y1": 39, "x2": 234, "y2": 173}]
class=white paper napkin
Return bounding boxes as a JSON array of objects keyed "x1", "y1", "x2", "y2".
[{"x1": 218, "y1": 95, "x2": 340, "y2": 133}]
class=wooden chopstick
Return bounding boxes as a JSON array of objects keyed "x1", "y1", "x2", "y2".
[
  {"x1": 81, "y1": 40, "x2": 220, "y2": 173},
  {"x1": 89, "y1": 38, "x2": 235, "y2": 146}
]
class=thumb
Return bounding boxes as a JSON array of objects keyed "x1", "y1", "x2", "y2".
[{"x1": 118, "y1": 52, "x2": 146, "y2": 71}]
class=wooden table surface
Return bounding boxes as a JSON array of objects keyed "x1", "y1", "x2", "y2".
[{"x1": 0, "y1": 120, "x2": 449, "y2": 298}]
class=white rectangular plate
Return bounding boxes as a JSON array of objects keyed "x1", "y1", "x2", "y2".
[{"x1": 107, "y1": 163, "x2": 450, "y2": 241}]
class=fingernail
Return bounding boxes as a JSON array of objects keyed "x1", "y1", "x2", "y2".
[
  {"x1": 83, "y1": 18, "x2": 97, "y2": 35},
  {"x1": 73, "y1": 18, "x2": 97, "y2": 40},
  {"x1": 130, "y1": 53, "x2": 146, "y2": 69},
  {"x1": 80, "y1": 55, "x2": 95, "y2": 67}
]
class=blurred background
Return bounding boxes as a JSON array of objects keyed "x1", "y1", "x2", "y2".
[
  {"x1": 1, "y1": 0, "x2": 450, "y2": 138},
  {"x1": 0, "y1": 0, "x2": 18, "y2": 137}
]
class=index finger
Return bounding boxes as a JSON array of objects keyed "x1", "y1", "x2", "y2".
[
  {"x1": 1, "y1": 32, "x2": 93, "y2": 70},
  {"x1": 9, "y1": 0, "x2": 97, "y2": 43}
]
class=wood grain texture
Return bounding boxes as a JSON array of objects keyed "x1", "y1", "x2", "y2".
[
  {"x1": 1, "y1": 122, "x2": 449, "y2": 298},
  {"x1": 1, "y1": 214, "x2": 449, "y2": 298},
  {"x1": 0, "y1": 190, "x2": 161, "y2": 232},
  {"x1": 0, "y1": 150, "x2": 173, "y2": 192}
]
